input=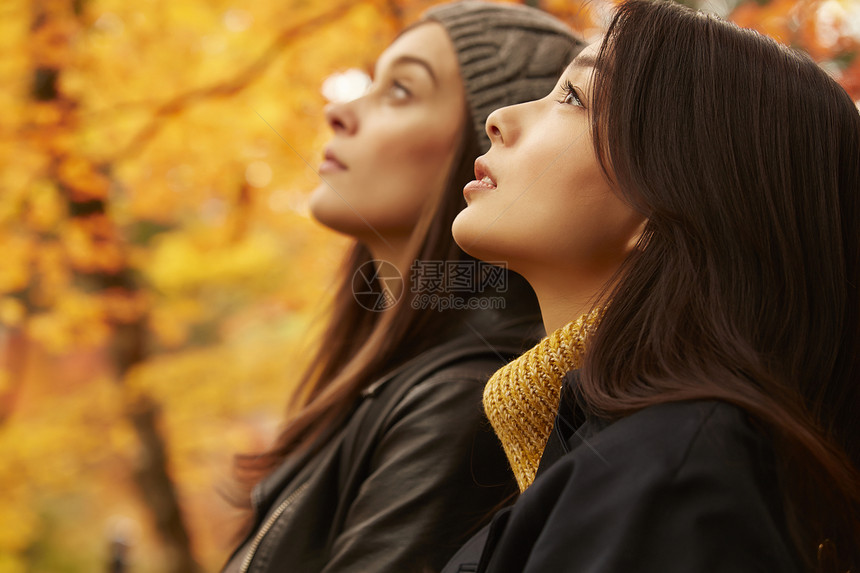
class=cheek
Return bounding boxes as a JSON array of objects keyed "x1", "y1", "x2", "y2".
[
  {"x1": 377, "y1": 123, "x2": 458, "y2": 191},
  {"x1": 312, "y1": 118, "x2": 461, "y2": 237},
  {"x1": 534, "y1": 185, "x2": 642, "y2": 273},
  {"x1": 454, "y1": 160, "x2": 636, "y2": 273},
  {"x1": 365, "y1": 127, "x2": 457, "y2": 226}
]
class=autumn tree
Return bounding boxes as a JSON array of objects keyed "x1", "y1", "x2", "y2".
[{"x1": 0, "y1": 0, "x2": 856, "y2": 571}]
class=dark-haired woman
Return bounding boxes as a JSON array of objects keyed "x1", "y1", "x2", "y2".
[
  {"x1": 443, "y1": 0, "x2": 860, "y2": 571},
  {"x1": 221, "y1": 3, "x2": 582, "y2": 572}
]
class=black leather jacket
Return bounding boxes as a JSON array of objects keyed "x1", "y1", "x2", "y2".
[{"x1": 223, "y1": 309, "x2": 542, "y2": 573}]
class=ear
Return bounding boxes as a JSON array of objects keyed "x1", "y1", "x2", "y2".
[{"x1": 626, "y1": 217, "x2": 649, "y2": 253}]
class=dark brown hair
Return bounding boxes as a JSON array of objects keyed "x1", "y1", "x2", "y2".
[{"x1": 580, "y1": 1, "x2": 860, "y2": 569}]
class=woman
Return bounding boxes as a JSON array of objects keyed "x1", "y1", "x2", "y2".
[
  {"x1": 445, "y1": 0, "x2": 860, "y2": 571},
  {"x1": 222, "y1": 3, "x2": 582, "y2": 572}
]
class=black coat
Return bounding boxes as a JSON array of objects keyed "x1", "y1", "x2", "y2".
[
  {"x1": 442, "y1": 371, "x2": 802, "y2": 573},
  {"x1": 223, "y1": 310, "x2": 541, "y2": 573}
]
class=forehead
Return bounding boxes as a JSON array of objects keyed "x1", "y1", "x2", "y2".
[
  {"x1": 578, "y1": 41, "x2": 602, "y2": 63},
  {"x1": 375, "y1": 22, "x2": 460, "y2": 76},
  {"x1": 563, "y1": 40, "x2": 601, "y2": 76}
]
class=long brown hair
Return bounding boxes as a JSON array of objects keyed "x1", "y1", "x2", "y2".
[{"x1": 579, "y1": 1, "x2": 860, "y2": 568}]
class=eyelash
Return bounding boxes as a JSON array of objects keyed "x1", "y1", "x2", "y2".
[
  {"x1": 366, "y1": 76, "x2": 412, "y2": 101},
  {"x1": 391, "y1": 80, "x2": 411, "y2": 98},
  {"x1": 558, "y1": 80, "x2": 584, "y2": 107}
]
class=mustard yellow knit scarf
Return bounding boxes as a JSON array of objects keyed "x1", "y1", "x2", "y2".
[{"x1": 483, "y1": 308, "x2": 601, "y2": 491}]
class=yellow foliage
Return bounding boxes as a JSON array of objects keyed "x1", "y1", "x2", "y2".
[
  {"x1": 100, "y1": 288, "x2": 150, "y2": 324},
  {"x1": 0, "y1": 299, "x2": 26, "y2": 328},
  {"x1": 0, "y1": 369, "x2": 126, "y2": 475},
  {"x1": 0, "y1": 147, "x2": 47, "y2": 227},
  {"x1": 0, "y1": 554, "x2": 26, "y2": 573},
  {"x1": 57, "y1": 157, "x2": 112, "y2": 201},
  {"x1": 26, "y1": 292, "x2": 111, "y2": 351},
  {"x1": 541, "y1": 0, "x2": 605, "y2": 39},
  {"x1": 0, "y1": 232, "x2": 31, "y2": 294},
  {"x1": 144, "y1": 230, "x2": 282, "y2": 293},
  {"x1": 147, "y1": 297, "x2": 203, "y2": 348},
  {"x1": 30, "y1": 241, "x2": 72, "y2": 308},
  {"x1": 0, "y1": 492, "x2": 41, "y2": 553},
  {"x1": 30, "y1": 16, "x2": 77, "y2": 69},
  {"x1": 24, "y1": 180, "x2": 66, "y2": 231},
  {"x1": 26, "y1": 102, "x2": 65, "y2": 128},
  {"x1": 62, "y1": 216, "x2": 126, "y2": 274}
]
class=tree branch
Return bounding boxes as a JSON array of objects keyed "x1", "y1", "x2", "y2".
[{"x1": 112, "y1": 0, "x2": 368, "y2": 162}]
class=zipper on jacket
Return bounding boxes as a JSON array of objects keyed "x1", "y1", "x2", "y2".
[{"x1": 239, "y1": 481, "x2": 310, "y2": 573}]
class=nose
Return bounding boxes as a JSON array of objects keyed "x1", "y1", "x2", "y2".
[
  {"x1": 485, "y1": 103, "x2": 523, "y2": 147},
  {"x1": 324, "y1": 100, "x2": 358, "y2": 135}
]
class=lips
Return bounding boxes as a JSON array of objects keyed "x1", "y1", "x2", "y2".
[
  {"x1": 473, "y1": 158, "x2": 497, "y2": 187},
  {"x1": 319, "y1": 148, "x2": 347, "y2": 173},
  {"x1": 463, "y1": 156, "x2": 497, "y2": 202}
]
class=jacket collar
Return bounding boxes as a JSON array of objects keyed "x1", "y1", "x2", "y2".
[
  {"x1": 535, "y1": 370, "x2": 607, "y2": 479},
  {"x1": 361, "y1": 309, "x2": 542, "y2": 398}
]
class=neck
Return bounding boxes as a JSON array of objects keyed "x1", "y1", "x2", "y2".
[
  {"x1": 366, "y1": 240, "x2": 412, "y2": 300},
  {"x1": 529, "y1": 271, "x2": 609, "y2": 334}
]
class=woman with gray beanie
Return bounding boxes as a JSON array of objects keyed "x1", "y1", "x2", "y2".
[{"x1": 222, "y1": 3, "x2": 581, "y2": 572}]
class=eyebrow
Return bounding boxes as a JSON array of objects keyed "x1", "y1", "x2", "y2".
[
  {"x1": 387, "y1": 55, "x2": 438, "y2": 86},
  {"x1": 570, "y1": 53, "x2": 598, "y2": 69}
]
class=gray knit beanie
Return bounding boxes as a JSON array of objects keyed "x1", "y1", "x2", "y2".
[{"x1": 421, "y1": 1, "x2": 584, "y2": 153}]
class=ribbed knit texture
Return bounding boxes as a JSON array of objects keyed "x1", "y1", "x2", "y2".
[
  {"x1": 422, "y1": 1, "x2": 582, "y2": 153},
  {"x1": 483, "y1": 308, "x2": 602, "y2": 491}
]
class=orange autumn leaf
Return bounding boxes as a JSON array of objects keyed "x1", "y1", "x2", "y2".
[
  {"x1": 56, "y1": 157, "x2": 112, "y2": 201},
  {"x1": 62, "y1": 215, "x2": 126, "y2": 274}
]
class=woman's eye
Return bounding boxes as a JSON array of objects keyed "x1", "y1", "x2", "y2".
[
  {"x1": 558, "y1": 81, "x2": 584, "y2": 108},
  {"x1": 389, "y1": 81, "x2": 412, "y2": 100}
]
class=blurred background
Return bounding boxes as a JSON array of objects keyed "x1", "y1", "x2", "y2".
[{"x1": 0, "y1": 0, "x2": 858, "y2": 571}]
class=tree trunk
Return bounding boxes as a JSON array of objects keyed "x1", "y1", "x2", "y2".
[{"x1": 27, "y1": 1, "x2": 200, "y2": 571}]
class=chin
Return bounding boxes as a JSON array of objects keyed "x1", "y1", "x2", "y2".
[
  {"x1": 453, "y1": 210, "x2": 499, "y2": 263},
  {"x1": 451, "y1": 210, "x2": 474, "y2": 250},
  {"x1": 310, "y1": 203, "x2": 357, "y2": 239},
  {"x1": 454, "y1": 211, "x2": 536, "y2": 279},
  {"x1": 309, "y1": 186, "x2": 357, "y2": 235}
]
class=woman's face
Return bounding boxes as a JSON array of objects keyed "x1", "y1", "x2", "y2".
[
  {"x1": 309, "y1": 23, "x2": 466, "y2": 253},
  {"x1": 452, "y1": 43, "x2": 645, "y2": 291}
]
